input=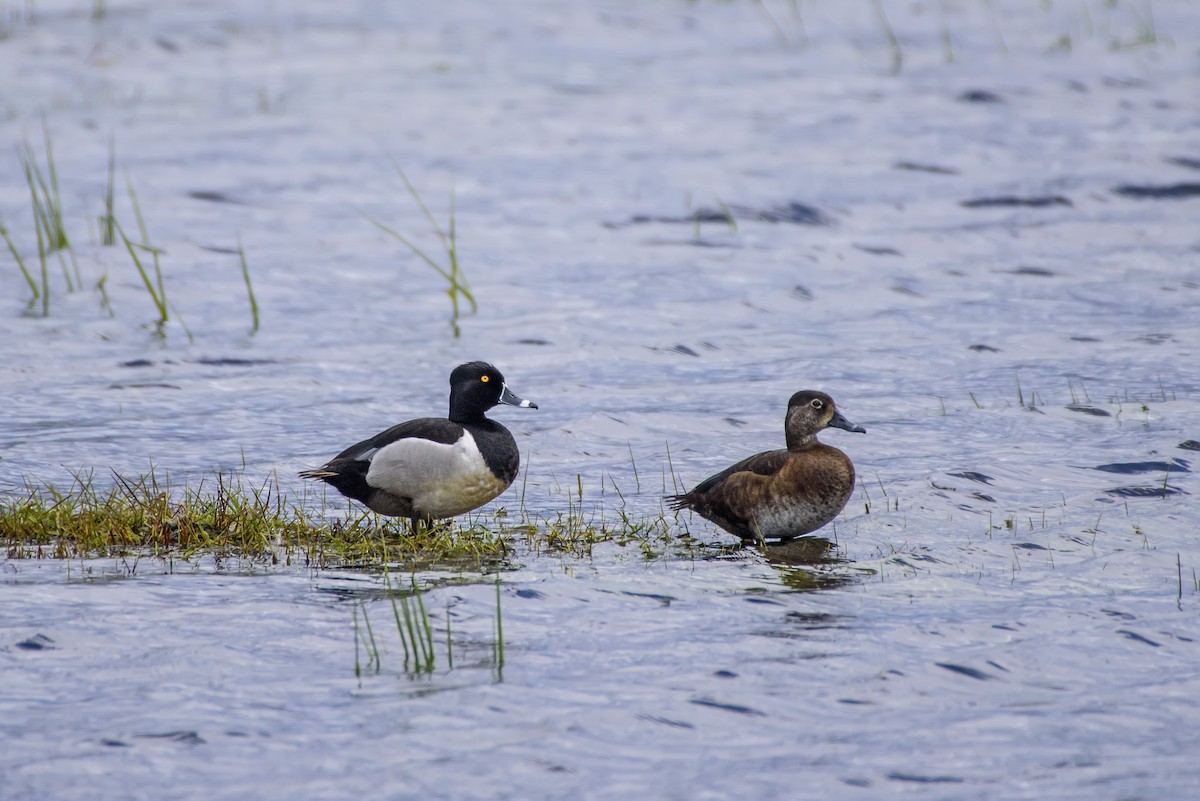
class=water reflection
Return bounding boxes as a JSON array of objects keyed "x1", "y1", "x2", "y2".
[{"x1": 760, "y1": 537, "x2": 856, "y2": 592}]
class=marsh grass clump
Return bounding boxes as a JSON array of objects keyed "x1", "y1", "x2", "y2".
[
  {"x1": 3, "y1": 451, "x2": 700, "y2": 568},
  {"x1": 0, "y1": 471, "x2": 509, "y2": 568}
]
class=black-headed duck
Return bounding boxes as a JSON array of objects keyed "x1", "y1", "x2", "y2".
[{"x1": 300, "y1": 361, "x2": 536, "y2": 532}]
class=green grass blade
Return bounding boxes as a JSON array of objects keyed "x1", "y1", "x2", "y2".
[
  {"x1": 237, "y1": 236, "x2": 260, "y2": 333},
  {"x1": 0, "y1": 221, "x2": 38, "y2": 298}
]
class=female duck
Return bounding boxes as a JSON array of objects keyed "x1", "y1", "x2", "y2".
[
  {"x1": 669, "y1": 390, "x2": 865, "y2": 542},
  {"x1": 300, "y1": 361, "x2": 536, "y2": 532}
]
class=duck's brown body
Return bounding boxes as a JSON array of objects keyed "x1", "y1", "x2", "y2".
[{"x1": 669, "y1": 390, "x2": 865, "y2": 542}]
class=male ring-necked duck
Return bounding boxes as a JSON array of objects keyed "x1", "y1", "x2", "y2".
[
  {"x1": 668, "y1": 390, "x2": 865, "y2": 542},
  {"x1": 300, "y1": 361, "x2": 536, "y2": 532}
]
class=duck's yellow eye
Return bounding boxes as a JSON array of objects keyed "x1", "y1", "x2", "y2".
[
  {"x1": 481, "y1": 375, "x2": 490, "y2": 383},
  {"x1": 810, "y1": 399, "x2": 823, "y2": 410}
]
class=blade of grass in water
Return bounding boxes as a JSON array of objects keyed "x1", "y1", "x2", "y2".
[
  {"x1": 0, "y1": 220, "x2": 39, "y2": 299},
  {"x1": 237, "y1": 236, "x2": 259, "y2": 333},
  {"x1": 362, "y1": 162, "x2": 476, "y2": 329},
  {"x1": 117, "y1": 220, "x2": 168, "y2": 327},
  {"x1": 100, "y1": 136, "x2": 116, "y2": 246}
]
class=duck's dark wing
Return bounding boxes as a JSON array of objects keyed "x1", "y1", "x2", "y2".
[
  {"x1": 666, "y1": 450, "x2": 791, "y2": 538},
  {"x1": 684, "y1": 450, "x2": 789, "y2": 498},
  {"x1": 299, "y1": 419, "x2": 465, "y2": 508},
  {"x1": 330, "y1": 418, "x2": 463, "y2": 462}
]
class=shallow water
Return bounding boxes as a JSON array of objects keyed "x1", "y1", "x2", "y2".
[{"x1": 3, "y1": 1, "x2": 1200, "y2": 798}]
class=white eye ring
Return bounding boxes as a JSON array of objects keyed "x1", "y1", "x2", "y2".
[{"x1": 810, "y1": 398, "x2": 823, "y2": 410}]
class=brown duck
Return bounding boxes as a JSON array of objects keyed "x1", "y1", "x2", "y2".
[{"x1": 668, "y1": 390, "x2": 865, "y2": 541}]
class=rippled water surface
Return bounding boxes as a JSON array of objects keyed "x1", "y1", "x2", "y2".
[{"x1": 2, "y1": 1, "x2": 1200, "y2": 799}]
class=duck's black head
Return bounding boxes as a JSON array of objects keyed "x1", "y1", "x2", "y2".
[
  {"x1": 784, "y1": 390, "x2": 865, "y2": 449},
  {"x1": 448, "y1": 361, "x2": 538, "y2": 423}
]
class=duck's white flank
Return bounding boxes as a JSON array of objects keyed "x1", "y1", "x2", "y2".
[{"x1": 364, "y1": 431, "x2": 510, "y2": 518}]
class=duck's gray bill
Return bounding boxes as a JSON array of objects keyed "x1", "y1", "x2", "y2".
[
  {"x1": 829, "y1": 410, "x2": 865, "y2": 433},
  {"x1": 500, "y1": 384, "x2": 538, "y2": 409}
]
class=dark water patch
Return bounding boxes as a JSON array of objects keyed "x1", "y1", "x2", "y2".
[
  {"x1": 970, "y1": 492, "x2": 995, "y2": 503},
  {"x1": 110, "y1": 382, "x2": 182, "y2": 390},
  {"x1": 1116, "y1": 630, "x2": 1161, "y2": 647},
  {"x1": 992, "y1": 624, "x2": 1018, "y2": 631},
  {"x1": 119, "y1": 358, "x2": 156, "y2": 368},
  {"x1": 1113, "y1": 182, "x2": 1200, "y2": 200},
  {"x1": 1135, "y1": 333, "x2": 1173, "y2": 347},
  {"x1": 985, "y1": 661, "x2": 1010, "y2": 673},
  {"x1": 1066, "y1": 404, "x2": 1111, "y2": 417},
  {"x1": 188, "y1": 190, "x2": 246, "y2": 205},
  {"x1": 891, "y1": 285, "x2": 921, "y2": 297},
  {"x1": 1179, "y1": 440, "x2": 1200, "y2": 451},
  {"x1": 1101, "y1": 76, "x2": 1149, "y2": 88},
  {"x1": 936, "y1": 662, "x2": 994, "y2": 680},
  {"x1": 837, "y1": 698, "x2": 873, "y2": 705},
  {"x1": 713, "y1": 669, "x2": 738, "y2": 679},
  {"x1": 948, "y1": 471, "x2": 994, "y2": 485},
  {"x1": 740, "y1": 201, "x2": 830, "y2": 224},
  {"x1": 961, "y1": 195, "x2": 1072, "y2": 208},
  {"x1": 969, "y1": 344, "x2": 1000, "y2": 352},
  {"x1": 515, "y1": 338, "x2": 552, "y2": 346},
  {"x1": 791, "y1": 284, "x2": 813, "y2": 300},
  {"x1": 617, "y1": 590, "x2": 675, "y2": 605},
  {"x1": 1167, "y1": 156, "x2": 1200, "y2": 171},
  {"x1": 854, "y1": 244, "x2": 901, "y2": 256},
  {"x1": 135, "y1": 730, "x2": 207, "y2": 745},
  {"x1": 1104, "y1": 485, "x2": 1186, "y2": 498},
  {"x1": 197, "y1": 244, "x2": 241, "y2": 254},
  {"x1": 638, "y1": 715, "x2": 695, "y2": 729},
  {"x1": 1014, "y1": 542, "x2": 1048, "y2": 550},
  {"x1": 783, "y1": 611, "x2": 846, "y2": 631},
  {"x1": 1101, "y1": 609, "x2": 1136, "y2": 621},
  {"x1": 1094, "y1": 460, "x2": 1188, "y2": 475},
  {"x1": 607, "y1": 200, "x2": 831, "y2": 228},
  {"x1": 894, "y1": 160, "x2": 959, "y2": 175},
  {"x1": 514, "y1": 588, "x2": 545, "y2": 599},
  {"x1": 842, "y1": 777, "x2": 872, "y2": 787},
  {"x1": 16, "y1": 633, "x2": 55, "y2": 650},
  {"x1": 101, "y1": 738, "x2": 129, "y2": 747},
  {"x1": 888, "y1": 771, "x2": 965, "y2": 784},
  {"x1": 724, "y1": 417, "x2": 749, "y2": 427},
  {"x1": 744, "y1": 596, "x2": 785, "y2": 605},
  {"x1": 958, "y1": 89, "x2": 1002, "y2": 103},
  {"x1": 1070, "y1": 335, "x2": 1101, "y2": 342},
  {"x1": 193, "y1": 357, "x2": 278, "y2": 367},
  {"x1": 1000, "y1": 265, "x2": 1058, "y2": 277},
  {"x1": 689, "y1": 697, "x2": 766, "y2": 717}
]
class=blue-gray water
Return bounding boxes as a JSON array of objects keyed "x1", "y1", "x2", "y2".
[{"x1": 2, "y1": 1, "x2": 1199, "y2": 798}]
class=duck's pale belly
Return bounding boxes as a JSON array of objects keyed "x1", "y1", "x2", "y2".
[
  {"x1": 414, "y1": 470, "x2": 511, "y2": 518},
  {"x1": 752, "y1": 496, "x2": 847, "y2": 538},
  {"x1": 366, "y1": 430, "x2": 513, "y2": 519}
]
